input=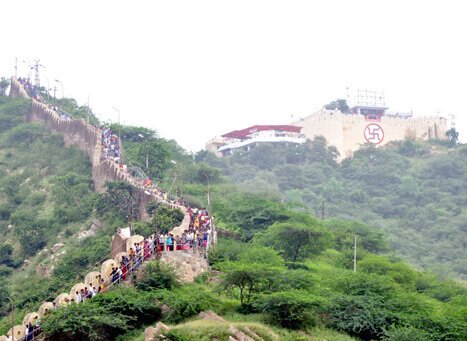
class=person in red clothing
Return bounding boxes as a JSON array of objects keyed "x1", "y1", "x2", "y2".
[{"x1": 120, "y1": 259, "x2": 127, "y2": 281}]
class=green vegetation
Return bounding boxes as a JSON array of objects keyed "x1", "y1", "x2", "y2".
[
  {"x1": 0, "y1": 92, "x2": 466, "y2": 340},
  {"x1": 198, "y1": 137, "x2": 467, "y2": 280},
  {"x1": 0, "y1": 97, "x2": 135, "y2": 326}
]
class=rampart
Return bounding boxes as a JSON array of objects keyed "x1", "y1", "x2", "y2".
[{"x1": 9, "y1": 77, "x2": 171, "y2": 219}]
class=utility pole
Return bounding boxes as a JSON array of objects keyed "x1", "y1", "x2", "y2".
[
  {"x1": 32, "y1": 59, "x2": 43, "y2": 88},
  {"x1": 14, "y1": 57, "x2": 18, "y2": 78},
  {"x1": 202, "y1": 172, "x2": 212, "y2": 218},
  {"x1": 321, "y1": 198, "x2": 326, "y2": 219},
  {"x1": 7, "y1": 297, "x2": 14, "y2": 340},
  {"x1": 353, "y1": 235, "x2": 357, "y2": 272},
  {"x1": 87, "y1": 95, "x2": 90, "y2": 123},
  {"x1": 153, "y1": 207, "x2": 158, "y2": 234},
  {"x1": 55, "y1": 79, "x2": 64, "y2": 98}
]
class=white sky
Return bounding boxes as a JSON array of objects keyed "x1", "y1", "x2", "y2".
[{"x1": 1, "y1": 0, "x2": 466, "y2": 151}]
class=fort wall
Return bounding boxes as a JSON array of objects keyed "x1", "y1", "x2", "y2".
[{"x1": 292, "y1": 109, "x2": 448, "y2": 158}]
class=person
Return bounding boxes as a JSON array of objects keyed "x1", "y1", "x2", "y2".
[
  {"x1": 75, "y1": 290, "x2": 81, "y2": 303},
  {"x1": 26, "y1": 323, "x2": 34, "y2": 341},
  {"x1": 121, "y1": 256, "x2": 128, "y2": 281},
  {"x1": 110, "y1": 267, "x2": 118, "y2": 284},
  {"x1": 144, "y1": 239, "x2": 150, "y2": 260},
  {"x1": 166, "y1": 234, "x2": 173, "y2": 251},
  {"x1": 99, "y1": 277, "x2": 106, "y2": 293},
  {"x1": 116, "y1": 266, "x2": 123, "y2": 284}
]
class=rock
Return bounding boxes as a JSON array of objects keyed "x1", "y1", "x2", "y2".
[
  {"x1": 160, "y1": 304, "x2": 171, "y2": 318},
  {"x1": 198, "y1": 310, "x2": 227, "y2": 323},
  {"x1": 155, "y1": 322, "x2": 169, "y2": 333},
  {"x1": 92, "y1": 219, "x2": 103, "y2": 228},
  {"x1": 52, "y1": 243, "x2": 65, "y2": 253},
  {"x1": 243, "y1": 327, "x2": 261, "y2": 340},
  {"x1": 144, "y1": 322, "x2": 169, "y2": 341},
  {"x1": 144, "y1": 326, "x2": 157, "y2": 341},
  {"x1": 228, "y1": 326, "x2": 254, "y2": 341}
]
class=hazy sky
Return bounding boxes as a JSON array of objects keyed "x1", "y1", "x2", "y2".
[{"x1": 1, "y1": 0, "x2": 466, "y2": 151}]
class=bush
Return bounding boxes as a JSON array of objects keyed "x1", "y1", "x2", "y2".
[
  {"x1": 153, "y1": 285, "x2": 221, "y2": 323},
  {"x1": 90, "y1": 287, "x2": 162, "y2": 325},
  {"x1": 41, "y1": 300, "x2": 130, "y2": 341},
  {"x1": 136, "y1": 261, "x2": 179, "y2": 291},
  {"x1": 382, "y1": 325, "x2": 432, "y2": 341},
  {"x1": 255, "y1": 291, "x2": 319, "y2": 329}
]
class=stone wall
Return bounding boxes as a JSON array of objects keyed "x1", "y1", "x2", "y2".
[
  {"x1": 293, "y1": 109, "x2": 448, "y2": 158},
  {"x1": 10, "y1": 77, "x2": 168, "y2": 218}
]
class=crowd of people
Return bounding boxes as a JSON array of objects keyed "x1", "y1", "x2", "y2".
[
  {"x1": 17, "y1": 77, "x2": 41, "y2": 101},
  {"x1": 101, "y1": 126, "x2": 121, "y2": 163}
]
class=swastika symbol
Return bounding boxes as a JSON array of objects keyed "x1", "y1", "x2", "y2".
[{"x1": 364, "y1": 123, "x2": 384, "y2": 144}]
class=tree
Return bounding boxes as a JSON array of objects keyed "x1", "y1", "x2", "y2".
[
  {"x1": 0, "y1": 77, "x2": 10, "y2": 96},
  {"x1": 257, "y1": 221, "x2": 331, "y2": 263},
  {"x1": 0, "y1": 244, "x2": 14, "y2": 267},
  {"x1": 306, "y1": 136, "x2": 340, "y2": 165},
  {"x1": 136, "y1": 139, "x2": 171, "y2": 179},
  {"x1": 324, "y1": 99, "x2": 350, "y2": 113},
  {"x1": 221, "y1": 262, "x2": 270, "y2": 307},
  {"x1": 445, "y1": 128, "x2": 459, "y2": 146},
  {"x1": 97, "y1": 181, "x2": 139, "y2": 221}
]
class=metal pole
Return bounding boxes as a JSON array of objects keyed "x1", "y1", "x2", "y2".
[
  {"x1": 202, "y1": 172, "x2": 212, "y2": 217},
  {"x1": 167, "y1": 174, "x2": 177, "y2": 197},
  {"x1": 321, "y1": 198, "x2": 325, "y2": 219},
  {"x1": 7, "y1": 297, "x2": 14, "y2": 340},
  {"x1": 353, "y1": 235, "x2": 357, "y2": 272},
  {"x1": 87, "y1": 95, "x2": 90, "y2": 123},
  {"x1": 55, "y1": 79, "x2": 63, "y2": 98},
  {"x1": 111, "y1": 106, "x2": 121, "y2": 147},
  {"x1": 154, "y1": 207, "x2": 158, "y2": 234}
]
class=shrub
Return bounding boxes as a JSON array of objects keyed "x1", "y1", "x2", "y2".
[
  {"x1": 255, "y1": 291, "x2": 320, "y2": 329},
  {"x1": 382, "y1": 325, "x2": 432, "y2": 341},
  {"x1": 41, "y1": 300, "x2": 129, "y2": 341},
  {"x1": 136, "y1": 261, "x2": 179, "y2": 291},
  {"x1": 153, "y1": 285, "x2": 220, "y2": 323}
]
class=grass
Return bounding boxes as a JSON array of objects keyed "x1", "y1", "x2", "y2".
[{"x1": 131, "y1": 315, "x2": 357, "y2": 341}]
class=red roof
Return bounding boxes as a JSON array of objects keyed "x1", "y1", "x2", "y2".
[{"x1": 222, "y1": 125, "x2": 301, "y2": 140}]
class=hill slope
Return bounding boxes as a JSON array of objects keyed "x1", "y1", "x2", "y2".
[{"x1": 198, "y1": 138, "x2": 467, "y2": 279}]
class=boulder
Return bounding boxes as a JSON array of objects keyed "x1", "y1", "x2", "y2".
[
  {"x1": 52, "y1": 243, "x2": 65, "y2": 253},
  {"x1": 144, "y1": 326, "x2": 157, "y2": 341},
  {"x1": 144, "y1": 322, "x2": 169, "y2": 341}
]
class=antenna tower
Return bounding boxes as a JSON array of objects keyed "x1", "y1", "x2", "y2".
[{"x1": 32, "y1": 59, "x2": 44, "y2": 88}]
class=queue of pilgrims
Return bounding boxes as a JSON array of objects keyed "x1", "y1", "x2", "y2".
[{"x1": 1, "y1": 207, "x2": 212, "y2": 341}]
